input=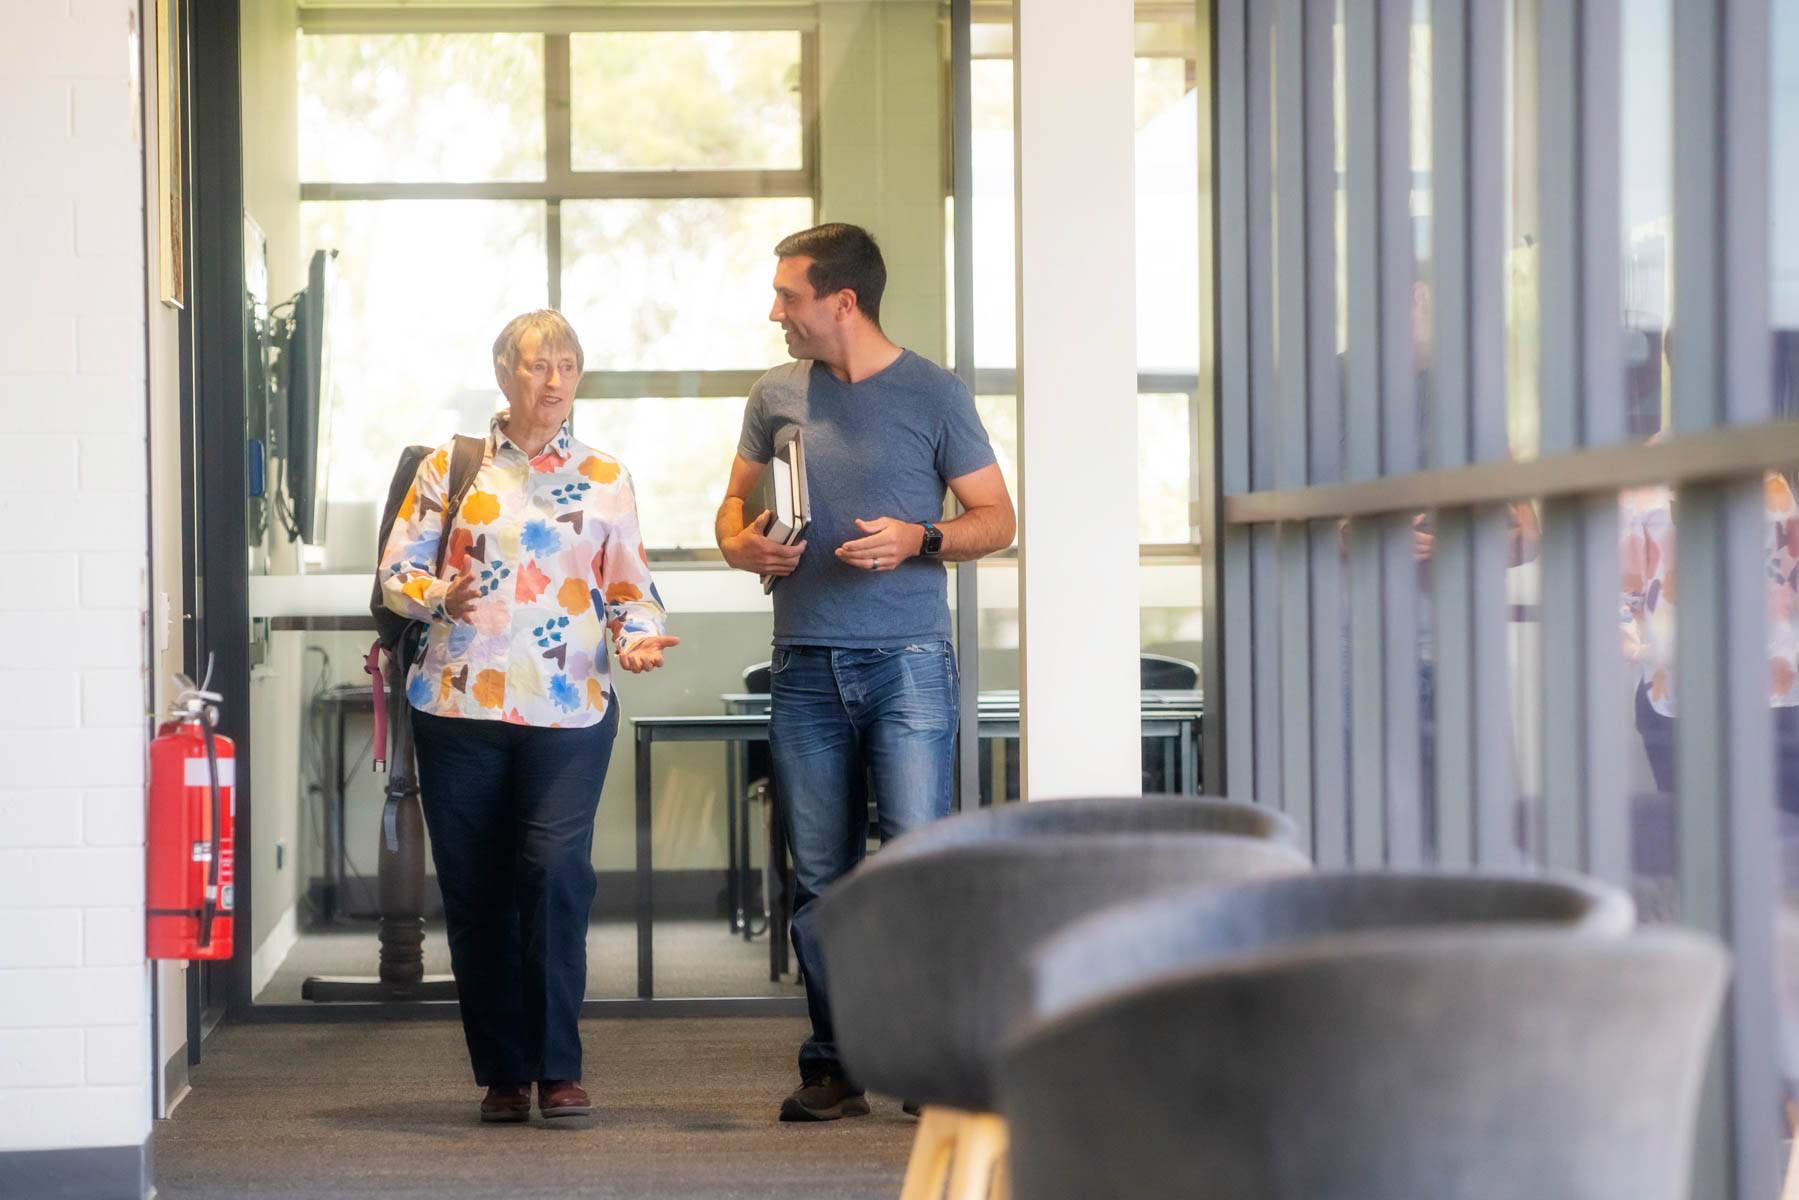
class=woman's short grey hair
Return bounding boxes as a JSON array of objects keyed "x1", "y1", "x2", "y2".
[{"x1": 493, "y1": 309, "x2": 585, "y2": 375}]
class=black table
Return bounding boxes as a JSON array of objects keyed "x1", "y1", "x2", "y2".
[
  {"x1": 309, "y1": 683, "x2": 377, "y2": 922},
  {"x1": 630, "y1": 704, "x2": 1204, "y2": 999},
  {"x1": 713, "y1": 689, "x2": 1205, "y2": 944}
]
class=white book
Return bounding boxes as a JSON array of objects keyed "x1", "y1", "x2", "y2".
[{"x1": 762, "y1": 427, "x2": 810, "y2": 594}]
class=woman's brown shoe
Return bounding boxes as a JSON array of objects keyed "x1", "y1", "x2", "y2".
[
  {"x1": 480, "y1": 1084, "x2": 533, "y2": 1124},
  {"x1": 538, "y1": 1079, "x2": 593, "y2": 1119}
]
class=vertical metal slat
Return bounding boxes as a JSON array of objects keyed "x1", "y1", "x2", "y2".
[
  {"x1": 1304, "y1": 0, "x2": 1346, "y2": 864},
  {"x1": 1427, "y1": 0, "x2": 1473, "y2": 868},
  {"x1": 1274, "y1": 0, "x2": 1313, "y2": 837},
  {"x1": 1215, "y1": 0, "x2": 1255, "y2": 802}
]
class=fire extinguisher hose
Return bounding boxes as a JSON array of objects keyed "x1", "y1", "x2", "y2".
[{"x1": 197, "y1": 709, "x2": 223, "y2": 951}]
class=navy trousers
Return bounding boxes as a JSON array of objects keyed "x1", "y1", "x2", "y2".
[{"x1": 412, "y1": 702, "x2": 617, "y2": 1085}]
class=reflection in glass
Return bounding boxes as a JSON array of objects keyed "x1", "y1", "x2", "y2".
[
  {"x1": 1409, "y1": 0, "x2": 1432, "y2": 457},
  {"x1": 1773, "y1": 0, "x2": 1799, "y2": 1118},
  {"x1": 1618, "y1": 481, "x2": 1676, "y2": 918},
  {"x1": 1334, "y1": 0, "x2": 1349, "y2": 358},
  {"x1": 1506, "y1": 502, "x2": 1544, "y2": 865},
  {"x1": 1779, "y1": 1, "x2": 1799, "y2": 421},
  {"x1": 1620, "y1": 0, "x2": 1673, "y2": 440},
  {"x1": 1414, "y1": 509, "x2": 1439, "y2": 863},
  {"x1": 569, "y1": 32, "x2": 804, "y2": 173},
  {"x1": 1410, "y1": 2, "x2": 1436, "y2": 859},
  {"x1": 1504, "y1": 0, "x2": 1539, "y2": 461},
  {"x1": 299, "y1": 34, "x2": 546, "y2": 183},
  {"x1": 559, "y1": 197, "x2": 814, "y2": 371}
]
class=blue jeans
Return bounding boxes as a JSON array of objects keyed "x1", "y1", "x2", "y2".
[
  {"x1": 770, "y1": 642, "x2": 959, "y2": 1082},
  {"x1": 412, "y1": 701, "x2": 618, "y2": 1086}
]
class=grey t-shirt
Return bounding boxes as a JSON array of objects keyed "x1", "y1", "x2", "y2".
[{"x1": 737, "y1": 350, "x2": 997, "y2": 649}]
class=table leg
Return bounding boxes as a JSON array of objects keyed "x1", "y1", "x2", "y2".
[
  {"x1": 331, "y1": 702, "x2": 346, "y2": 920},
  {"x1": 769, "y1": 783, "x2": 789, "y2": 981},
  {"x1": 740, "y1": 772, "x2": 755, "y2": 942},
  {"x1": 1182, "y1": 718, "x2": 1199, "y2": 794},
  {"x1": 725, "y1": 744, "x2": 740, "y2": 934},
  {"x1": 635, "y1": 727, "x2": 653, "y2": 1001}
]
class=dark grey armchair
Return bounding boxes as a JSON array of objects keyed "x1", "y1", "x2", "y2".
[
  {"x1": 1002, "y1": 875, "x2": 1724, "y2": 1200},
  {"x1": 814, "y1": 832, "x2": 1311, "y2": 1114},
  {"x1": 1027, "y1": 870, "x2": 1634, "y2": 1017},
  {"x1": 877, "y1": 794, "x2": 1297, "y2": 864}
]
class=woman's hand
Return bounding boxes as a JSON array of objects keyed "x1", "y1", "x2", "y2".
[
  {"x1": 618, "y1": 635, "x2": 681, "y2": 673},
  {"x1": 445, "y1": 572, "x2": 480, "y2": 621}
]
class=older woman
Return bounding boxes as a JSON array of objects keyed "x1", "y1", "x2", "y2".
[{"x1": 380, "y1": 310, "x2": 678, "y2": 1124}]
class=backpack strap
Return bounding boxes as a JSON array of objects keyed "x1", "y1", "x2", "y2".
[{"x1": 432, "y1": 433, "x2": 486, "y2": 578}]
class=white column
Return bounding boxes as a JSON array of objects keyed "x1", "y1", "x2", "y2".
[{"x1": 1013, "y1": 0, "x2": 1141, "y2": 799}]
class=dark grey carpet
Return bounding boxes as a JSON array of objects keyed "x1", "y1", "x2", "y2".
[{"x1": 153, "y1": 1018, "x2": 912, "y2": 1199}]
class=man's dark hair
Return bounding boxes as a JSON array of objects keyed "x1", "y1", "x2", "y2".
[{"x1": 774, "y1": 223, "x2": 887, "y2": 326}]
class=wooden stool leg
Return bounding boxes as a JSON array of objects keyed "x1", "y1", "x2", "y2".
[
  {"x1": 947, "y1": 1112, "x2": 1010, "y2": 1200},
  {"x1": 1782, "y1": 1099, "x2": 1799, "y2": 1200},
  {"x1": 900, "y1": 1108, "x2": 962, "y2": 1200},
  {"x1": 989, "y1": 1136, "x2": 1013, "y2": 1200}
]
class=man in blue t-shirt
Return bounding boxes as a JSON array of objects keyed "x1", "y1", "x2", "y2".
[{"x1": 715, "y1": 223, "x2": 1016, "y2": 1122}]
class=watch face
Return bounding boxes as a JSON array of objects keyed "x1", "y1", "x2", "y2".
[{"x1": 923, "y1": 524, "x2": 943, "y2": 554}]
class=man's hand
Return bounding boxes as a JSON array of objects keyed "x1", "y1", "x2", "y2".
[
  {"x1": 445, "y1": 572, "x2": 480, "y2": 621},
  {"x1": 618, "y1": 635, "x2": 681, "y2": 674},
  {"x1": 721, "y1": 510, "x2": 806, "y2": 577},
  {"x1": 836, "y1": 517, "x2": 924, "y2": 573}
]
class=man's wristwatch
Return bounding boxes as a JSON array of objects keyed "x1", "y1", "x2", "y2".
[{"x1": 919, "y1": 520, "x2": 944, "y2": 558}]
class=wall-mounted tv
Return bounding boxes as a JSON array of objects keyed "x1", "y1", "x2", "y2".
[{"x1": 283, "y1": 248, "x2": 338, "y2": 546}]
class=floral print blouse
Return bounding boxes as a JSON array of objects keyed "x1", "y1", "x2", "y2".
[
  {"x1": 1620, "y1": 471, "x2": 1799, "y2": 718},
  {"x1": 379, "y1": 414, "x2": 668, "y2": 728}
]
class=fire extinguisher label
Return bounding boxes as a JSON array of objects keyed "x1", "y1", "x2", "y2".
[
  {"x1": 191, "y1": 841, "x2": 211, "y2": 862},
  {"x1": 182, "y1": 757, "x2": 237, "y2": 788}
]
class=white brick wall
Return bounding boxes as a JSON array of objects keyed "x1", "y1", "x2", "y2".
[{"x1": 0, "y1": 0, "x2": 153, "y2": 1157}]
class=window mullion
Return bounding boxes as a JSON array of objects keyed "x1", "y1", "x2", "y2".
[
  {"x1": 545, "y1": 33, "x2": 573, "y2": 188},
  {"x1": 545, "y1": 31, "x2": 570, "y2": 309}
]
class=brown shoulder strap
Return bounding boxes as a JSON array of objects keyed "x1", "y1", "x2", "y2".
[{"x1": 432, "y1": 434, "x2": 486, "y2": 578}]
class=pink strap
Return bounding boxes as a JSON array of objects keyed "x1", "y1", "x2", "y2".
[{"x1": 365, "y1": 641, "x2": 388, "y2": 772}]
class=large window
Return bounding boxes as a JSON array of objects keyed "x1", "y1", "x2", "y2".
[{"x1": 298, "y1": 27, "x2": 816, "y2": 552}]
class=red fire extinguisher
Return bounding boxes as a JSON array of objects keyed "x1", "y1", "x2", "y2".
[{"x1": 146, "y1": 677, "x2": 235, "y2": 961}]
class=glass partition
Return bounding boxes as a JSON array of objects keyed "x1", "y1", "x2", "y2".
[{"x1": 254, "y1": 3, "x2": 991, "y2": 1006}]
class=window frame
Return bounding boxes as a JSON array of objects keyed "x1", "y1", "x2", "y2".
[
  {"x1": 298, "y1": 10, "x2": 1205, "y2": 557},
  {"x1": 297, "y1": 18, "x2": 818, "y2": 556}
]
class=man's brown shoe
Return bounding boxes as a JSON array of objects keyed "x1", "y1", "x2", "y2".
[
  {"x1": 480, "y1": 1084, "x2": 532, "y2": 1124},
  {"x1": 538, "y1": 1079, "x2": 593, "y2": 1119}
]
